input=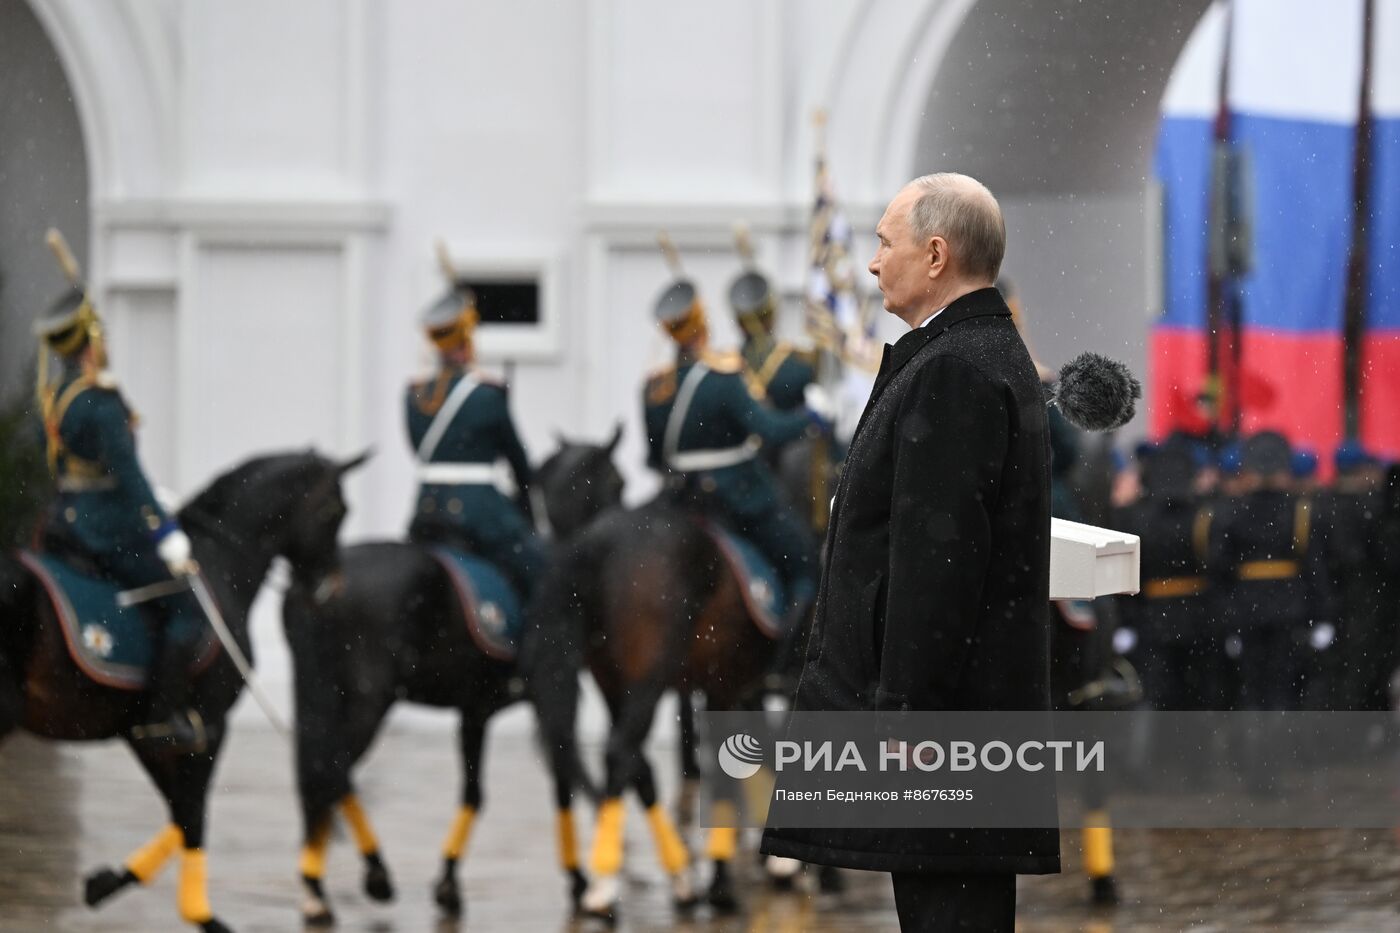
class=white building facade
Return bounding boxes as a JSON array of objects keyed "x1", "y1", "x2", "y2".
[{"x1": 8, "y1": 0, "x2": 1214, "y2": 530}]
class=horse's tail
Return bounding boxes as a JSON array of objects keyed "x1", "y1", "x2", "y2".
[{"x1": 521, "y1": 540, "x2": 599, "y2": 805}]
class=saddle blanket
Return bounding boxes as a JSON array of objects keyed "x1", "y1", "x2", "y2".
[
  {"x1": 428, "y1": 546, "x2": 522, "y2": 662},
  {"x1": 707, "y1": 526, "x2": 789, "y2": 640},
  {"x1": 18, "y1": 551, "x2": 218, "y2": 691}
]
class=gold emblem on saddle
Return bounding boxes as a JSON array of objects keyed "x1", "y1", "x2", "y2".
[
  {"x1": 82, "y1": 624, "x2": 115, "y2": 658},
  {"x1": 749, "y1": 578, "x2": 775, "y2": 612},
  {"x1": 477, "y1": 601, "x2": 506, "y2": 636}
]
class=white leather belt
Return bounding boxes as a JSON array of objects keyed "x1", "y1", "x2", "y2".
[
  {"x1": 417, "y1": 462, "x2": 514, "y2": 492},
  {"x1": 667, "y1": 440, "x2": 758, "y2": 472}
]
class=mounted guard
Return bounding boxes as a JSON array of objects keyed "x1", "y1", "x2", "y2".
[
  {"x1": 32, "y1": 229, "x2": 207, "y2": 753},
  {"x1": 642, "y1": 234, "x2": 823, "y2": 639},
  {"x1": 405, "y1": 279, "x2": 544, "y2": 599},
  {"x1": 729, "y1": 227, "x2": 816, "y2": 412}
]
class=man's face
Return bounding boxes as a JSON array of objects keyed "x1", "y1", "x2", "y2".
[{"x1": 869, "y1": 187, "x2": 941, "y2": 322}]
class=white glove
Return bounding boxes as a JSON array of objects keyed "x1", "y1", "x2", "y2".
[
  {"x1": 1112, "y1": 627, "x2": 1137, "y2": 655},
  {"x1": 1310, "y1": 622, "x2": 1336, "y2": 651},
  {"x1": 157, "y1": 528, "x2": 197, "y2": 577},
  {"x1": 803, "y1": 383, "x2": 837, "y2": 423}
]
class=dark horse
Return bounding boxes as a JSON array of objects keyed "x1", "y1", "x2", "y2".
[
  {"x1": 0, "y1": 450, "x2": 365, "y2": 932},
  {"x1": 527, "y1": 486, "x2": 800, "y2": 922},
  {"x1": 280, "y1": 430, "x2": 624, "y2": 926}
]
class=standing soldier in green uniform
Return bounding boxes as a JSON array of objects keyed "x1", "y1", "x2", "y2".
[
  {"x1": 34, "y1": 283, "x2": 205, "y2": 751},
  {"x1": 729, "y1": 267, "x2": 816, "y2": 412},
  {"x1": 405, "y1": 286, "x2": 545, "y2": 599},
  {"x1": 643, "y1": 276, "x2": 824, "y2": 634}
]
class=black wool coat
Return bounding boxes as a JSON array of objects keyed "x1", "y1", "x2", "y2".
[{"x1": 760, "y1": 286, "x2": 1059, "y2": 875}]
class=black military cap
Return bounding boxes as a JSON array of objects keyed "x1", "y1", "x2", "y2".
[{"x1": 1242, "y1": 430, "x2": 1292, "y2": 476}]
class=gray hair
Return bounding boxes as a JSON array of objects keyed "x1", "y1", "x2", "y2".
[{"x1": 905, "y1": 173, "x2": 1005, "y2": 282}]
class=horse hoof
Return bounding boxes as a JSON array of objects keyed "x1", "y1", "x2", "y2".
[
  {"x1": 817, "y1": 865, "x2": 845, "y2": 894},
  {"x1": 433, "y1": 874, "x2": 463, "y2": 917},
  {"x1": 201, "y1": 918, "x2": 234, "y2": 933},
  {"x1": 363, "y1": 853, "x2": 395, "y2": 902},
  {"x1": 765, "y1": 855, "x2": 801, "y2": 890},
  {"x1": 1091, "y1": 875, "x2": 1120, "y2": 906},
  {"x1": 301, "y1": 876, "x2": 334, "y2": 927},
  {"x1": 83, "y1": 867, "x2": 134, "y2": 907},
  {"x1": 707, "y1": 879, "x2": 740, "y2": 914},
  {"x1": 580, "y1": 874, "x2": 619, "y2": 924},
  {"x1": 568, "y1": 868, "x2": 589, "y2": 907}
]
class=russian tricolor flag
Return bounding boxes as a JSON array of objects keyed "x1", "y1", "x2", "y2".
[{"x1": 1154, "y1": 0, "x2": 1400, "y2": 468}]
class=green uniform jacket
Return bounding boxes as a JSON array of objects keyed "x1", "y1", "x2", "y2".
[
  {"x1": 742, "y1": 340, "x2": 816, "y2": 412},
  {"x1": 405, "y1": 369, "x2": 534, "y2": 538},
  {"x1": 43, "y1": 373, "x2": 172, "y2": 564},
  {"x1": 643, "y1": 355, "x2": 810, "y2": 518}
]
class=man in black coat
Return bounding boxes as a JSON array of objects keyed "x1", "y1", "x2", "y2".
[{"x1": 760, "y1": 173, "x2": 1056, "y2": 931}]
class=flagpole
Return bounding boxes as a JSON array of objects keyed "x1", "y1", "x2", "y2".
[{"x1": 1341, "y1": 0, "x2": 1376, "y2": 442}]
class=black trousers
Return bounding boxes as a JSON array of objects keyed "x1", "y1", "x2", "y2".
[{"x1": 890, "y1": 872, "x2": 1016, "y2": 932}]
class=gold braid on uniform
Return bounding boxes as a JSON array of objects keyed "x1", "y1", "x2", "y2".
[{"x1": 415, "y1": 371, "x2": 454, "y2": 416}]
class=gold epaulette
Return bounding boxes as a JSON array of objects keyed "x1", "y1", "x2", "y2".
[
  {"x1": 94, "y1": 369, "x2": 119, "y2": 390},
  {"x1": 701, "y1": 349, "x2": 743, "y2": 374},
  {"x1": 646, "y1": 366, "x2": 678, "y2": 405}
]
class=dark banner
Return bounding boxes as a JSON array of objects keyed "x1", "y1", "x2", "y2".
[{"x1": 694, "y1": 711, "x2": 1400, "y2": 829}]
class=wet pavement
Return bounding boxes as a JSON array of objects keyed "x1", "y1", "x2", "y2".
[{"x1": 4, "y1": 707, "x2": 1400, "y2": 932}]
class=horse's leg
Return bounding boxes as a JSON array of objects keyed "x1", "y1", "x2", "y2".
[
  {"x1": 433, "y1": 713, "x2": 487, "y2": 918},
  {"x1": 581, "y1": 679, "x2": 683, "y2": 920},
  {"x1": 297, "y1": 802, "x2": 335, "y2": 928},
  {"x1": 166, "y1": 736, "x2": 233, "y2": 933},
  {"x1": 534, "y1": 697, "x2": 588, "y2": 908},
  {"x1": 631, "y1": 752, "x2": 697, "y2": 911},
  {"x1": 339, "y1": 793, "x2": 394, "y2": 902},
  {"x1": 675, "y1": 691, "x2": 703, "y2": 832},
  {"x1": 85, "y1": 748, "x2": 184, "y2": 908}
]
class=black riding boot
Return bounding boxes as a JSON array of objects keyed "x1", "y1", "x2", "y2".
[{"x1": 134, "y1": 636, "x2": 207, "y2": 754}]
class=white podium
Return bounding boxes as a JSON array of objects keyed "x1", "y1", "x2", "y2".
[{"x1": 1049, "y1": 518, "x2": 1140, "y2": 600}]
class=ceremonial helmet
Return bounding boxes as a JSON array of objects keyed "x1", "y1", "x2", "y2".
[
  {"x1": 728, "y1": 269, "x2": 775, "y2": 336},
  {"x1": 421, "y1": 286, "x2": 479, "y2": 353},
  {"x1": 654, "y1": 278, "x2": 707, "y2": 345},
  {"x1": 34, "y1": 286, "x2": 104, "y2": 360}
]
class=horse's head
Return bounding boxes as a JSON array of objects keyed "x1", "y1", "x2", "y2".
[
  {"x1": 179, "y1": 449, "x2": 372, "y2": 593},
  {"x1": 536, "y1": 423, "x2": 625, "y2": 539}
]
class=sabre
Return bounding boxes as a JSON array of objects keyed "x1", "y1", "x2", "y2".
[{"x1": 186, "y1": 570, "x2": 289, "y2": 735}]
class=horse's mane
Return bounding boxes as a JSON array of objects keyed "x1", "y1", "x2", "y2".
[{"x1": 179, "y1": 451, "x2": 327, "y2": 522}]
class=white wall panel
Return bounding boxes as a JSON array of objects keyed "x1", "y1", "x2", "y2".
[
  {"x1": 179, "y1": 242, "x2": 346, "y2": 491},
  {"x1": 105, "y1": 289, "x2": 177, "y2": 492},
  {"x1": 182, "y1": 0, "x2": 351, "y2": 194}
]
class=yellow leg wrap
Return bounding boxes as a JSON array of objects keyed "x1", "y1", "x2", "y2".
[
  {"x1": 645, "y1": 803, "x2": 690, "y2": 875},
  {"x1": 705, "y1": 826, "x2": 738, "y2": 862},
  {"x1": 441, "y1": 805, "x2": 477, "y2": 861},
  {"x1": 743, "y1": 766, "x2": 776, "y2": 824},
  {"x1": 1082, "y1": 810, "x2": 1115, "y2": 878},
  {"x1": 557, "y1": 809, "x2": 580, "y2": 871},
  {"x1": 705, "y1": 800, "x2": 739, "y2": 862},
  {"x1": 299, "y1": 823, "x2": 331, "y2": 879},
  {"x1": 126, "y1": 824, "x2": 183, "y2": 884},
  {"x1": 339, "y1": 794, "x2": 381, "y2": 856},
  {"x1": 177, "y1": 849, "x2": 213, "y2": 924},
  {"x1": 589, "y1": 798, "x2": 626, "y2": 876}
]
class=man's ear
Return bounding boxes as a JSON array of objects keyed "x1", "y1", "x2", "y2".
[{"x1": 927, "y1": 235, "x2": 949, "y2": 278}]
